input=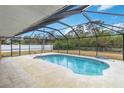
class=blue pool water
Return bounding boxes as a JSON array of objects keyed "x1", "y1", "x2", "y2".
[{"x1": 35, "y1": 54, "x2": 109, "y2": 75}]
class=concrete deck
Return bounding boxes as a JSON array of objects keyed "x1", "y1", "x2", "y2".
[{"x1": 0, "y1": 53, "x2": 124, "y2": 88}]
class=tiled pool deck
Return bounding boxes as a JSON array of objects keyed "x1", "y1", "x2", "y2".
[{"x1": 0, "y1": 53, "x2": 124, "y2": 88}]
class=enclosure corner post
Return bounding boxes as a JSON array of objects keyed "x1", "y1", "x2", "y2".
[
  {"x1": 122, "y1": 34, "x2": 124, "y2": 61},
  {"x1": 79, "y1": 38, "x2": 81, "y2": 55},
  {"x1": 67, "y1": 39, "x2": 69, "y2": 54},
  {"x1": 0, "y1": 37, "x2": 2, "y2": 60},
  {"x1": 51, "y1": 39, "x2": 52, "y2": 52},
  {"x1": 29, "y1": 38, "x2": 31, "y2": 54},
  {"x1": 19, "y1": 40, "x2": 21, "y2": 56},
  {"x1": 58, "y1": 39, "x2": 59, "y2": 53},
  {"x1": 11, "y1": 38, "x2": 13, "y2": 56},
  {"x1": 41, "y1": 39, "x2": 43, "y2": 53},
  {"x1": 95, "y1": 36, "x2": 98, "y2": 57},
  {"x1": 43, "y1": 39, "x2": 45, "y2": 53}
]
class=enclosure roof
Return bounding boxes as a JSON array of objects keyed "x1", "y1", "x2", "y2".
[{"x1": 0, "y1": 5, "x2": 66, "y2": 37}]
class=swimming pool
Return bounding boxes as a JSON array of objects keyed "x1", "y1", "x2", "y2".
[{"x1": 35, "y1": 54, "x2": 109, "y2": 75}]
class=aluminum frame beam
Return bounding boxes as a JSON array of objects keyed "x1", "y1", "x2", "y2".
[
  {"x1": 83, "y1": 10, "x2": 124, "y2": 17},
  {"x1": 36, "y1": 30, "x2": 60, "y2": 53},
  {"x1": 57, "y1": 21, "x2": 81, "y2": 54},
  {"x1": 81, "y1": 12, "x2": 99, "y2": 56},
  {"x1": 97, "y1": 24, "x2": 122, "y2": 34},
  {"x1": 44, "y1": 26, "x2": 68, "y2": 39},
  {"x1": 42, "y1": 26, "x2": 69, "y2": 53},
  {"x1": 57, "y1": 21, "x2": 80, "y2": 39},
  {"x1": 102, "y1": 23, "x2": 124, "y2": 30},
  {"x1": 36, "y1": 30, "x2": 59, "y2": 40}
]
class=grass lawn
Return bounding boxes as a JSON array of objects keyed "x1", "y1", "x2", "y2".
[{"x1": 1, "y1": 50, "x2": 122, "y2": 60}]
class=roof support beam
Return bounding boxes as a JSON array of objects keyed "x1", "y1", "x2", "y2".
[
  {"x1": 81, "y1": 12, "x2": 98, "y2": 36},
  {"x1": 102, "y1": 23, "x2": 124, "y2": 30},
  {"x1": 28, "y1": 31, "x2": 35, "y2": 37},
  {"x1": 44, "y1": 26, "x2": 68, "y2": 40},
  {"x1": 83, "y1": 10, "x2": 124, "y2": 17},
  {"x1": 51, "y1": 5, "x2": 77, "y2": 16},
  {"x1": 36, "y1": 30, "x2": 59, "y2": 40},
  {"x1": 57, "y1": 21, "x2": 80, "y2": 39},
  {"x1": 81, "y1": 12, "x2": 99, "y2": 56},
  {"x1": 57, "y1": 21, "x2": 81, "y2": 55},
  {"x1": 85, "y1": 21, "x2": 124, "y2": 30},
  {"x1": 42, "y1": 27, "x2": 69, "y2": 54},
  {"x1": 41, "y1": 26, "x2": 69, "y2": 54},
  {"x1": 97, "y1": 24, "x2": 123, "y2": 34},
  {"x1": 85, "y1": 20, "x2": 123, "y2": 34},
  {"x1": 36, "y1": 30, "x2": 61, "y2": 53}
]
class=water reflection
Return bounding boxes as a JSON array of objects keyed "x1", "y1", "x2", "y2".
[{"x1": 38, "y1": 55, "x2": 109, "y2": 75}]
